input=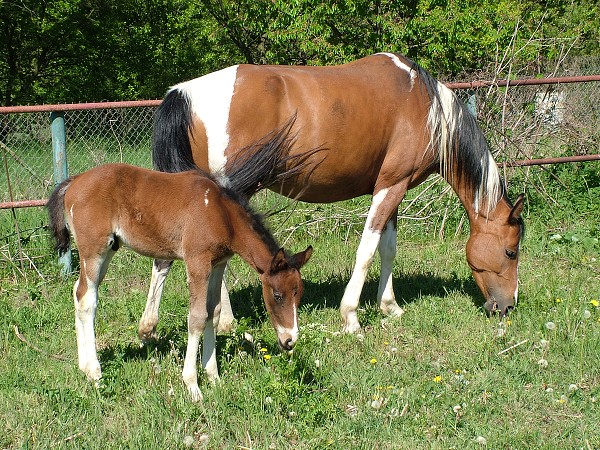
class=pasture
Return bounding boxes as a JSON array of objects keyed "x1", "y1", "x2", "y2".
[{"x1": 1, "y1": 160, "x2": 599, "y2": 448}]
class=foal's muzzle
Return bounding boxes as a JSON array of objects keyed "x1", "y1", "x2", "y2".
[{"x1": 485, "y1": 298, "x2": 515, "y2": 317}]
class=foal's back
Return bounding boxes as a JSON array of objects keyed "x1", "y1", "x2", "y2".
[{"x1": 65, "y1": 163, "x2": 231, "y2": 260}]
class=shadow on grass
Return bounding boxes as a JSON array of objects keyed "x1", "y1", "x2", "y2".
[{"x1": 97, "y1": 271, "x2": 484, "y2": 370}]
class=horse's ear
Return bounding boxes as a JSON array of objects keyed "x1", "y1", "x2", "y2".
[
  {"x1": 270, "y1": 248, "x2": 288, "y2": 273},
  {"x1": 291, "y1": 245, "x2": 313, "y2": 269},
  {"x1": 509, "y1": 193, "x2": 525, "y2": 223}
]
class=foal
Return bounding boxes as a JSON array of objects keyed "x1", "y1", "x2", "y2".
[{"x1": 48, "y1": 163, "x2": 312, "y2": 401}]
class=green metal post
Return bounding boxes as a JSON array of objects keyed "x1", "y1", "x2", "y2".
[
  {"x1": 50, "y1": 111, "x2": 72, "y2": 275},
  {"x1": 466, "y1": 90, "x2": 477, "y2": 117}
]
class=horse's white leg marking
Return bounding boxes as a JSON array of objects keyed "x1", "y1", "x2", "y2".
[
  {"x1": 203, "y1": 263, "x2": 226, "y2": 382},
  {"x1": 340, "y1": 189, "x2": 389, "y2": 333},
  {"x1": 216, "y1": 270, "x2": 235, "y2": 334},
  {"x1": 139, "y1": 259, "x2": 173, "y2": 343},
  {"x1": 377, "y1": 52, "x2": 417, "y2": 88},
  {"x1": 175, "y1": 65, "x2": 239, "y2": 178},
  {"x1": 73, "y1": 276, "x2": 101, "y2": 380},
  {"x1": 377, "y1": 220, "x2": 404, "y2": 318}
]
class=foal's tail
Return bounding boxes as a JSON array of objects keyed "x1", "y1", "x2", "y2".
[{"x1": 47, "y1": 178, "x2": 73, "y2": 256}]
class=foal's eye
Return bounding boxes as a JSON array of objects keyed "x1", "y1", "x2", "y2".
[
  {"x1": 274, "y1": 292, "x2": 284, "y2": 303},
  {"x1": 505, "y1": 249, "x2": 517, "y2": 260}
]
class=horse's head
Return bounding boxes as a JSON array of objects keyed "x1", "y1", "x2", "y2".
[
  {"x1": 260, "y1": 246, "x2": 313, "y2": 351},
  {"x1": 466, "y1": 194, "x2": 524, "y2": 316}
]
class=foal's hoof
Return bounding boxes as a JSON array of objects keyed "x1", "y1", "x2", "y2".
[
  {"x1": 382, "y1": 304, "x2": 405, "y2": 318},
  {"x1": 342, "y1": 321, "x2": 362, "y2": 334}
]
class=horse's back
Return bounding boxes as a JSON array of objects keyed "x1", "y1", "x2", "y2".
[{"x1": 176, "y1": 53, "x2": 433, "y2": 201}]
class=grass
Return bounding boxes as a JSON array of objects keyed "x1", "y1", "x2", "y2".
[{"x1": 1, "y1": 173, "x2": 599, "y2": 449}]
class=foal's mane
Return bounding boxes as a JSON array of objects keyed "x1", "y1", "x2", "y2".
[
  {"x1": 211, "y1": 172, "x2": 280, "y2": 254},
  {"x1": 417, "y1": 65, "x2": 505, "y2": 214}
]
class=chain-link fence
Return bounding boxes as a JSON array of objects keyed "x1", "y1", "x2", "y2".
[
  {"x1": 1, "y1": 106, "x2": 156, "y2": 205},
  {"x1": 1, "y1": 78, "x2": 599, "y2": 278}
]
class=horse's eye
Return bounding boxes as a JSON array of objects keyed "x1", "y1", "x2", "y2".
[
  {"x1": 505, "y1": 249, "x2": 517, "y2": 260},
  {"x1": 274, "y1": 292, "x2": 283, "y2": 303}
]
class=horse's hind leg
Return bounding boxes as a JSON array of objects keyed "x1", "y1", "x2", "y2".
[
  {"x1": 138, "y1": 259, "x2": 173, "y2": 344},
  {"x1": 216, "y1": 266, "x2": 235, "y2": 334},
  {"x1": 377, "y1": 217, "x2": 404, "y2": 318},
  {"x1": 73, "y1": 245, "x2": 116, "y2": 381}
]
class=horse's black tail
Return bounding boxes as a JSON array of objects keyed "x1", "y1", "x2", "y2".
[
  {"x1": 152, "y1": 88, "x2": 197, "y2": 173},
  {"x1": 47, "y1": 178, "x2": 73, "y2": 256},
  {"x1": 223, "y1": 113, "x2": 324, "y2": 198}
]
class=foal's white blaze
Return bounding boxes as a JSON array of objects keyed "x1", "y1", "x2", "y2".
[
  {"x1": 173, "y1": 65, "x2": 239, "y2": 176},
  {"x1": 276, "y1": 304, "x2": 299, "y2": 346},
  {"x1": 377, "y1": 52, "x2": 417, "y2": 88}
]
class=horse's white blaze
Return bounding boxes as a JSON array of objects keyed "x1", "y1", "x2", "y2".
[
  {"x1": 377, "y1": 52, "x2": 417, "y2": 88},
  {"x1": 174, "y1": 65, "x2": 239, "y2": 176}
]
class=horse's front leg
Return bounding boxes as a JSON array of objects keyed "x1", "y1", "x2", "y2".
[
  {"x1": 377, "y1": 217, "x2": 404, "y2": 318},
  {"x1": 181, "y1": 261, "x2": 211, "y2": 402},
  {"x1": 216, "y1": 265, "x2": 235, "y2": 334},
  {"x1": 203, "y1": 261, "x2": 228, "y2": 382},
  {"x1": 138, "y1": 259, "x2": 173, "y2": 344},
  {"x1": 340, "y1": 185, "x2": 406, "y2": 332}
]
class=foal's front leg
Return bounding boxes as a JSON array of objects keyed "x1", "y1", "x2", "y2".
[
  {"x1": 138, "y1": 259, "x2": 173, "y2": 344},
  {"x1": 181, "y1": 262, "x2": 211, "y2": 402}
]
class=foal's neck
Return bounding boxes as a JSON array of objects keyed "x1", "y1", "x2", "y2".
[{"x1": 226, "y1": 198, "x2": 279, "y2": 274}]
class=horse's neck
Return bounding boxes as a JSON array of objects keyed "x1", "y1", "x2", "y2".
[{"x1": 443, "y1": 167, "x2": 503, "y2": 226}]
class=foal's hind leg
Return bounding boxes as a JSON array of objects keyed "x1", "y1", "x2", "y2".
[
  {"x1": 73, "y1": 245, "x2": 116, "y2": 381},
  {"x1": 138, "y1": 259, "x2": 173, "y2": 344}
]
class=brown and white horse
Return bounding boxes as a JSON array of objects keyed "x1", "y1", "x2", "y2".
[
  {"x1": 153, "y1": 52, "x2": 524, "y2": 333},
  {"x1": 47, "y1": 163, "x2": 312, "y2": 401}
]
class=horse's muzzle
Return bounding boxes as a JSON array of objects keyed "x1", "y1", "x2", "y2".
[{"x1": 279, "y1": 337, "x2": 295, "y2": 352}]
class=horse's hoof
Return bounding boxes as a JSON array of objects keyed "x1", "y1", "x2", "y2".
[
  {"x1": 187, "y1": 384, "x2": 204, "y2": 403},
  {"x1": 216, "y1": 320, "x2": 236, "y2": 334},
  {"x1": 343, "y1": 321, "x2": 362, "y2": 334},
  {"x1": 382, "y1": 304, "x2": 404, "y2": 318}
]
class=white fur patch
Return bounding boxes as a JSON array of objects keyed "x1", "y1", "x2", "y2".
[
  {"x1": 276, "y1": 304, "x2": 299, "y2": 344},
  {"x1": 204, "y1": 188, "x2": 210, "y2": 206},
  {"x1": 174, "y1": 65, "x2": 239, "y2": 176},
  {"x1": 377, "y1": 52, "x2": 417, "y2": 88}
]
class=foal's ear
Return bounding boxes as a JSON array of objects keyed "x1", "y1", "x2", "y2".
[
  {"x1": 509, "y1": 193, "x2": 525, "y2": 223},
  {"x1": 291, "y1": 245, "x2": 313, "y2": 269},
  {"x1": 270, "y1": 248, "x2": 288, "y2": 273}
]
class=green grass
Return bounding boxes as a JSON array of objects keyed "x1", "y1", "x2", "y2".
[{"x1": 1, "y1": 174, "x2": 599, "y2": 449}]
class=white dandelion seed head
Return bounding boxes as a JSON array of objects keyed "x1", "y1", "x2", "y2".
[
  {"x1": 183, "y1": 435, "x2": 195, "y2": 448},
  {"x1": 453, "y1": 405, "x2": 462, "y2": 413},
  {"x1": 265, "y1": 396, "x2": 273, "y2": 404},
  {"x1": 568, "y1": 384, "x2": 578, "y2": 392},
  {"x1": 540, "y1": 339, "x2": 549, "y2": 349},
  {"x1": 371, "y1": 399, "x2": 383, "y2": 410},
  {"x1": 314, "y1": 359, "x2": 321, "y2": 368},
  {"x1": 538, "y1": 358, "x2": 549, "y2": 368},
  {"x1": 545, "y1": 321, "x2": 556, "y2": 330},
  {"x1": 475, "y1": 436, "x2": 487, "y2": 445},
  {"x1": 583, "y1": 309, "x2": 591, "y2": 319}
]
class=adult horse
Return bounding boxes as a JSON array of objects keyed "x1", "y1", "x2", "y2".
[{"x1": 153, "y1": 52, "x2": 524, "y2": 333}]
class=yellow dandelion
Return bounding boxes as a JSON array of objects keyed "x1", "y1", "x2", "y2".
[
  {"x1": 555, "y1": 298, "x2": 562, "y2": 303},
  {"x1": 590, "y1": 300, "x2": 599, "y2": 307},
  {"x1": 370, "y1": 358, "x2": 377, "y2": 365},
  {"x1": 263, "y1": 354, "x2": 271, "y2": 361},
  {"x1": 455, "y1": 369, "x2": 461, "y2": 374},
  {"x1": 433, "y1": 375, "x2": 442, "y2": 383},
  {"x1": 260, "y1": 347, "x2": 268, "y2": 353},
  {"x1": 384, "y1": 341, "x2": 389, "y2": 346}
]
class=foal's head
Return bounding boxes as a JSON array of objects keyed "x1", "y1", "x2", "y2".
[
  {"x1": 260, "y1": 246, "x2": 313, "y2": 351},
  {"x1": 466, "y1": 194, "x2": 524, "y2": 316}
]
